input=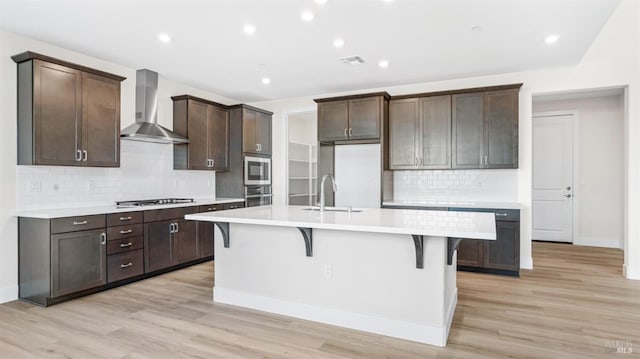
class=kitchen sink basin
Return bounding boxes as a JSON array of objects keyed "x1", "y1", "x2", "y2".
[{"x1": 302, "y1": 206, "x2": 364, "y2": 213}]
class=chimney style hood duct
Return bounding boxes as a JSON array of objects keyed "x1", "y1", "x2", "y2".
[{"x1": 121, "y1": 69, "x2": 189, "y2": 144}]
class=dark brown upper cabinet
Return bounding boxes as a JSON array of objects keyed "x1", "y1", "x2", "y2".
[
  {"x1": 315, "y1": 92, "x2": 389, "y2": 143},
  {"x1": 389, "y1": 95, "x2": 451, "y2": 170},
  {"x1": 172, "y1": 95, "x2": 230, "y2": 171},
  {"x1": 13, "y1": 52, "x2": 124, "y2": 167},
  {"x1": 237, "y1": 106, "x2": 272, "y2": 155},
  {"x1": 452, "y1": 87, "x2": 520, "y2": 169}
]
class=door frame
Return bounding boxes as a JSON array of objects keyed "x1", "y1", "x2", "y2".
[
  {"x1": 284, "y1": 108, "x2": 318, "y2": 206},
  {"x1": 531, "y1": 110, "x2": 580, "y2": 244}
]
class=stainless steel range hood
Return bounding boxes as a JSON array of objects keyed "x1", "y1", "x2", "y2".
[{"x1": 121, "y1": 69, "x2": 189, "y2": 144}]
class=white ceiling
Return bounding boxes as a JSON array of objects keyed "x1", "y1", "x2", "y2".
[{"x1": 0, "y1": 0, "x2": 621, "y2": 103}]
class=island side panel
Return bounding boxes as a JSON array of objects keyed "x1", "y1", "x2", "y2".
[{"x1": 213, "y1": 223, "x2": 452, "y2": 346}]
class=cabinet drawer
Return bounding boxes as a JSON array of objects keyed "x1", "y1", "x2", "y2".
[
  {"x1": 107, "y1": 211, "x2": 143, "y2": 226},
  {"x1": 143, "y1": 206, "x2": 199, "y2": 222},
  {"x1": 224, "y1": 202, "x2": 245, "y2": 210},
  {"x1": 199, "y1": 204, "x2": 225, "y2": 212},
  {"x1": 107, "y1": 236, "x2": 143, "y2": 255},
  {"x1": 51, "y1": 215, "x2": 105, "y2": 234},
  {"x1": 449, "y1": 207, "x2": 520, "y2": 222},
  {"x1": 107, "y1": 224, "x2": 143, "y2": 240},
  {"x1": 107, "y1": 249, "x2": 144, "y2": 283}
]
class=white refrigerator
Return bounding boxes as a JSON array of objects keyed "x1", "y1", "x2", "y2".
[{"x1": 333, "y1": 144, "x2": 381, "y2": 208}]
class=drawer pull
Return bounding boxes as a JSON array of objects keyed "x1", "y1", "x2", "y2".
[
  {"x1": 120, "y1": 262, "x2": 133, "y2": 268},
  {"x1": 120, "y1": 229, "x2": 133, "y2": 234},
  {"x1": 73, "y1": 220, "x2": 88, "y2": 225},
  {"x1": 207, "y1": 208, "x2": 215, "y2": 211},
  {"x1": 119, "y1": 216, "x2": 133, "y2": 221},
  {"x1": 496, "y1": 213, "x2": 508, "y2": 217},
  {"x1": 120, "y1": 242, "x2": 133, "y2": 248}
]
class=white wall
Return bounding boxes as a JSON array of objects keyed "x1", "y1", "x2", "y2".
[
  {"x1": 250, "y1": 0, "x2": 640, "y2": 278},
  {"x1": 288, "y1": 111, "x2": 317, "y2": 145},
  {"x1": 533, "y1": 95, "x2": 625, "y2": 248},
  {"x1": 0, "y1": 30, "x2": 240, "y2": 302}
]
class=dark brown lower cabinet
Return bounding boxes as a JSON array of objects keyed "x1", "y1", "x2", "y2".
[
  {"x1": 451, "y1": 208, "x2": 520, "y2": 275},
  {"x1": 107, "y1": 249, "x2": 144, "y2": 283},
  {"x1": 18, "y1": 215, "x2": 107, "y2": 306},
  {"x1": 173, "y1": 220, "x2": 199, "y2": 264},
  {"x1": 51, "y1": 228, "x2": 107, "y2": 297},
  {"x1": 144, "y1": 219, "x2": 174, "y2": 273}
]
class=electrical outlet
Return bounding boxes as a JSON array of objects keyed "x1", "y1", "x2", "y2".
[
  {"x1": 323, "y1": 264, "x2": 333, "y2": 279},
  {"x1": 28, "y1": 180, "x2": 42, "y2": 193},
  {"x1": 88, "y1": 180, "x2": 95, "y2": 191}
]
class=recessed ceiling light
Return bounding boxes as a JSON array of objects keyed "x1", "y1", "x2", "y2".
[
  {"x1": 378, "y1": 60, "x2": 389, "y2": 68},
  {"x1": 333, "y1": 38, "x2": 345, "y2": 48},
  {"x1": 545, "y1": 34, "x2": 559, "y2": 44},
  {"x1": 382, "y1": 0, "x2": 394, "y2": 3},
  {"x1": 315, "y1": 0, "x2": 327, "y2": 5},
  {"x1": 158, "y1": 33, "x2": 171, "y2": 43},
  {"x1": 301, "y1": 10, "x2": 315, "y2": 22},
  {"x1": 262, "y1": 77, "x2": 271, "y2": 85},
  {"x1": 243, "y1": 24, "x2": 256, "y2": 35},
  {"x1": 471, "y1": 26, "x2": 483, "y2": 32}
]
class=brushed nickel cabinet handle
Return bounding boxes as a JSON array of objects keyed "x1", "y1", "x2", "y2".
[
  {"x1": 82, "y1": 150, "x2": 88, "y2": 162},
  {"x1": 73, "y1": 220, "x2": 88, "y2": 225},
  {"x1": 349, "y1": 128, "x2": 352, "y2": 137},
  {"x1": 120, "y1": 242, "x2": 133, "y2": 248},
  {"x1": 169, "y1": 223, "x2": 175, "y2": 233},
  {"x1": 120, "y1": 262, "x2": 133, "y2": 268},
  {"x1": 174, "y1": 222, "x2": 179, "y2": 233},
  {"x1": 344, "y1": 128, "x2": 348, "y2": 137},
  {"x1": 100, "y1": 233, "x2": 106, "y2": 245},
  {"x1": 76, "y1": 149, "x2": 82, "y2": 161},
  {"x1": 496, "y1": 213, "x2": 508, "y2": 217},
  {"x1": 120, "y1": 229, "x2": 133, "y2": 234},
  {"x1": 119, "y1": 216, "x2": 133, "y2": 221}
]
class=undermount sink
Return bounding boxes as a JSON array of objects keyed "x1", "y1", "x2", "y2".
[{"x1": 302, "y1": 206, "x2": 364, "y2": 213}]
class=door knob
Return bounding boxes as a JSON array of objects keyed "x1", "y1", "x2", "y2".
[
  {"x1": 563, "y1": 194, "x2": 572, "y2": 198},
  {"x1": 566, "y1": 186, "x2": 572, "y2": 190}
]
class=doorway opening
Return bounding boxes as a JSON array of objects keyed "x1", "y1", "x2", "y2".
[
  {"x1": 286, "y1": 110, "x2": 318, "y2": 206},
  {"x1": 532, "y1": 87, "x2": 625, "y2": 250}
]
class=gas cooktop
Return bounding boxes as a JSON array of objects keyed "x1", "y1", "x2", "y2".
[{"x1": 116, "y1": 198, "x2": 195, "y2": 208}]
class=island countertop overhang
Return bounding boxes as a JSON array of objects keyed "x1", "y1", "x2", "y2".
[{"x1": 185, "y1": 205, "x2": 496, "y2": 240}]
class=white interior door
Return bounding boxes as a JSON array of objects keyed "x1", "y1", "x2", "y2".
[{"x1": 532, "y1": 114, "x2": 574, "y2": 242}]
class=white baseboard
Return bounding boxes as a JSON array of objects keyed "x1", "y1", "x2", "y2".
[
  {"x1": 575, "y1": 236, "x2": 623, "y2": 249},
  {"x1": 214, "y1": 287, "x2": 449, "y2": 347},
  {"x1": 0, "y1": 285, "x2": 18, "y2": 304},
  {"x1": 623, "y1": 264, "x2": 640, "y2": 280}
]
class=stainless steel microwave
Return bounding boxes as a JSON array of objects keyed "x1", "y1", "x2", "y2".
[{"x1": 244, "y1": 156, "x2": 271, "y2": 185}]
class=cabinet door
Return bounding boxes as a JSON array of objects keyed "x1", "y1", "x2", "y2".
[
  {"x1": 256, "y1": 112, "x2": 272, "y2": 155},
  {"x1": 389, "y1": 99, "x2": 419, "y2": 169},
  {"x1": 242, "y1": 109, "x2": 258, "y2": 153},
  {"x1": 82, "y1": 72, "x2": 120, "y2": 167},
  {"x1": 51, "y1": 229, "x2": 106, "y2": 297},
  {"x1": 484, "y1": 221, "x2": 520, "y2": 271},
  {"x1": 318, "y1": 101, "x2": 349, "y2": 142},
  {"x1": 452, "y1": 92, "x2": 484, "y2": 169},
  {"x1": 485, "y1": 89, "x2": 518, "y2": 168},
  {"x1": 348, "y1": 97, "x2": 381, "y2": 140},
  {"x1": 33, "y1": 60, "x2": 82, "y2": 166},
  {"x1": 456, "y1": 238, "x2": 484, "y2": 268},
  {"x1": 187, "y1": 100, "x2": 210, "y2": 170},
  {"x1": 144, "y1": 220, "x2": 173, "y2": 273},
  {"x1": 208, "y1": 105, "x2": 229, "y2": 170},
  {"x1": 173, "y1": 220, "x2": 199, "y2": 264},
  {"x1": 419, "y1": 96, "x2": 451, "y2": 169},
  {"x1": 199, "y1": 222, "x2": 215, "y2": 258}
]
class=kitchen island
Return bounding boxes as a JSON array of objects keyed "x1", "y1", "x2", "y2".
[{"x1": 186, "y1": 205, "x2": 496, "y2": 347}]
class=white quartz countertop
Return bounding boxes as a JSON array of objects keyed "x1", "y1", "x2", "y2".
[
  {"x1": 16, "y1": 197, "x2": 245, "y2": 219},
  {"x1": 383, "y1": 199, "x2": 522, "y2": 210},
  {"x1": 186, "y1": 205, "x2": 496, "y2": 240}
]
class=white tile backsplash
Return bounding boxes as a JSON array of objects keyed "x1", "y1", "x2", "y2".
[
  {"x1": 393, "y1": 169, "x2": 518, "y2": 202},
  {"x1": 17, "y1": 141, "x2": 216, "y2": 210}
]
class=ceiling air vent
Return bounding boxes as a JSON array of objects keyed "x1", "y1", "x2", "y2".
[{"x1": 338, "y1": 56, "x2": 365, "y2": 65}]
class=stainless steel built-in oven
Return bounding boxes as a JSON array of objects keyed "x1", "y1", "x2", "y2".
[
  {"x1": 245, "y1": 185, "x2": 272, "y2": 207},
  {"x1": 244, "y1": 156, "x2": 271, "y2": 186}
]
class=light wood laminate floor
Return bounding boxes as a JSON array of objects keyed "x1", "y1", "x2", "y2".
[{"x1": 1, "y1": 242, "x2": 638, "y2": 358}]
